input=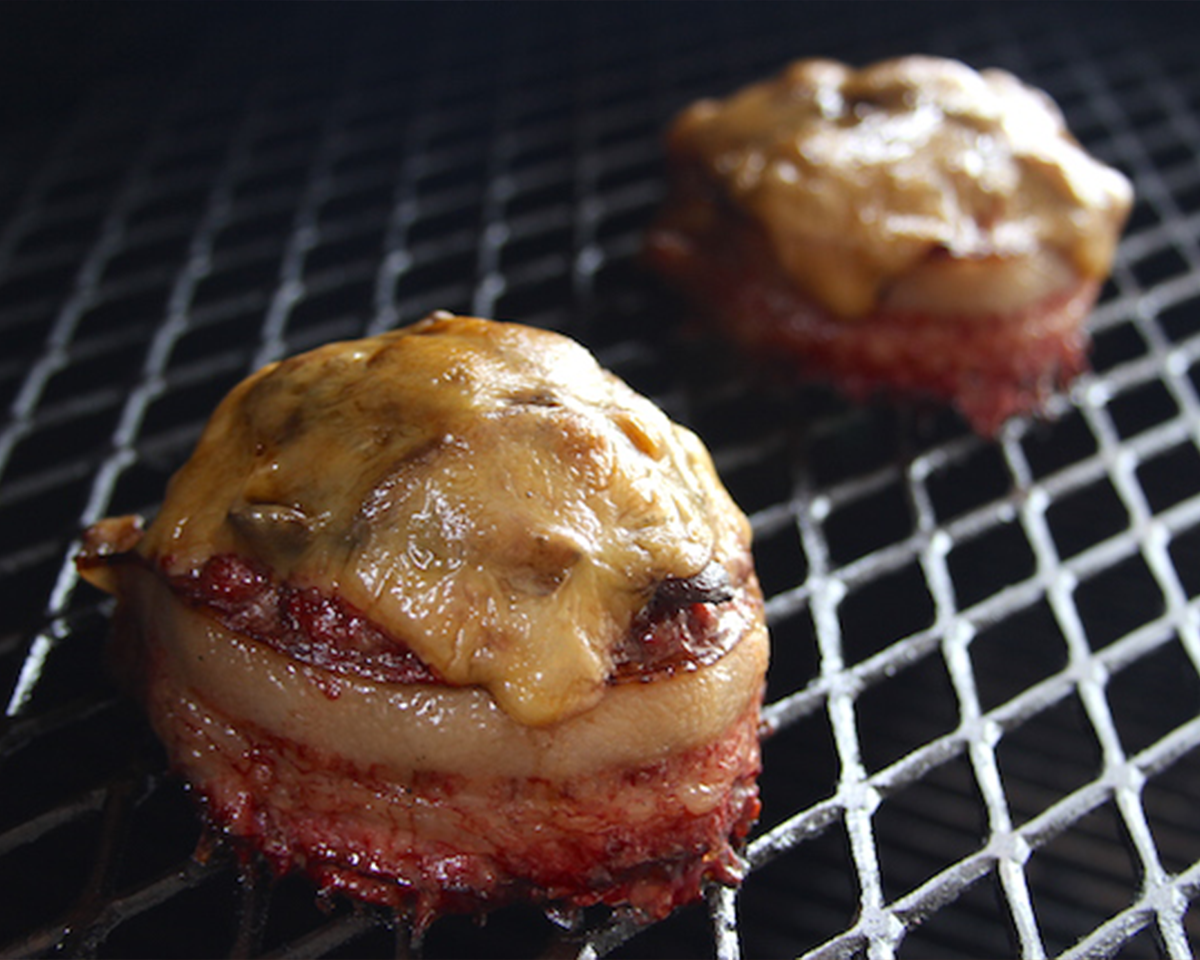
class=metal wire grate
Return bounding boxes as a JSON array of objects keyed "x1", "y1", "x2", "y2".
[{"x1": 3, "y1": 3, "x2": 1200, "y2": 957}]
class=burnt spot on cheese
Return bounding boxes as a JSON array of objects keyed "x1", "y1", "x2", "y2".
[
  {"x1": 609, "y1": 560, "x2": 745, "y2": 682},
  {"x1": 651, "y1": 560, "x2": 735, "y2": 609}
]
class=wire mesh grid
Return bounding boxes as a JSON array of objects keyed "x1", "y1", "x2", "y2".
[{"x1": 2, "y1": 3, "x2": 1199, "y2": 957}]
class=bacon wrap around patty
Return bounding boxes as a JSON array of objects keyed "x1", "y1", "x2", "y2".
[
  {"x1": 645, "y1": 204, "x2": 1098, "y2": 437},
  {"x1": 88, "y1": 548, "x2": 758, "y2": 691},
  {"x1": 80, "y1": 529, "x2": 766, "y2": 928},
  {"x1": 142, "y1": 658, "x2": 762, "y2": 929}
]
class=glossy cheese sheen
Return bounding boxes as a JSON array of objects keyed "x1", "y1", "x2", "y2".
[
  {"x1": 668, "y1": 56, "x2": 1133, "y2": 318},
  {"x1": 126, "y1": 565, "x2": 768, "y2": 781},
  {"x1": 136, "y1": 314, "x2": 751, "y2": 725}
]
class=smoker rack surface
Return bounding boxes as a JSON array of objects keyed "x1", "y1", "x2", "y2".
[{"x1": 2, "y1": 4, "x2": 1199, "y2": 958}]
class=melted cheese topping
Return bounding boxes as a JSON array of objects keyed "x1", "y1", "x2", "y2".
[
  {"x1": 667, "y1": 56, "x2": 1134, "y2": 319},
  {"x1": 133, "y1": 313, "x2": 751, "y2": 726}
]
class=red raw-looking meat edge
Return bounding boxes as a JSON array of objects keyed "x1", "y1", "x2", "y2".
[
  {"x1": 140, "y1": 638, "x2": 762, "y2": 930},
  {"x1": 646, "y1": 208, "x2": 1098, "y2": 436}
]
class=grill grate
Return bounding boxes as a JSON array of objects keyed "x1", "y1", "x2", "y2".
[{"x1": 3, "y1": 4, "x2": 1200, "y2": 957}]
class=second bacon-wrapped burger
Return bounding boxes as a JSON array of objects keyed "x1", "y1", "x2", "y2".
[
  {"x1": 77, "y1": 312, "x2": 768, "y2": 929},
  {"x1": 646, "y1": 56, "x2": 1134, "y2": 435}
]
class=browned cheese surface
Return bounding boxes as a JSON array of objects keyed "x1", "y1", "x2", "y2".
[
  {"x1": 665, "y1": 56, "x2": 1134, "y2": 318},
  {"x1": 123, "y1": 313, "x2": 751, "y2": 726}
]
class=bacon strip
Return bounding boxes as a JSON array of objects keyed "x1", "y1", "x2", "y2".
[{"x1": 85, "y1": 548, "x2": 755, "y2": 688}]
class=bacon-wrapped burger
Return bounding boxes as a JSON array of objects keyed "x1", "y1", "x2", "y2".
[
  {"x1": 645, "y1": 56, "x2": 1133, "y2": 435},
  {"x1": 77, "y1": 312, "x2": 767, "y2": 928}
]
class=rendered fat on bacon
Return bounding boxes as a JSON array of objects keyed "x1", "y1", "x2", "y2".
[
  {"x1": 77, "y1": 312, "x2": 768, "y2": 928},
  {"x1": 645, "y1": 56, "x2": 1134, "y2": 434}
]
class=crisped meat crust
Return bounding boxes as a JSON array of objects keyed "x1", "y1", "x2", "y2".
[
  {"x1": 146, "y1": 662, "x2": 761, "y2": 928},
  {"x1": 101, "y1": 563, "x2": 766, "y2": 929}
]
